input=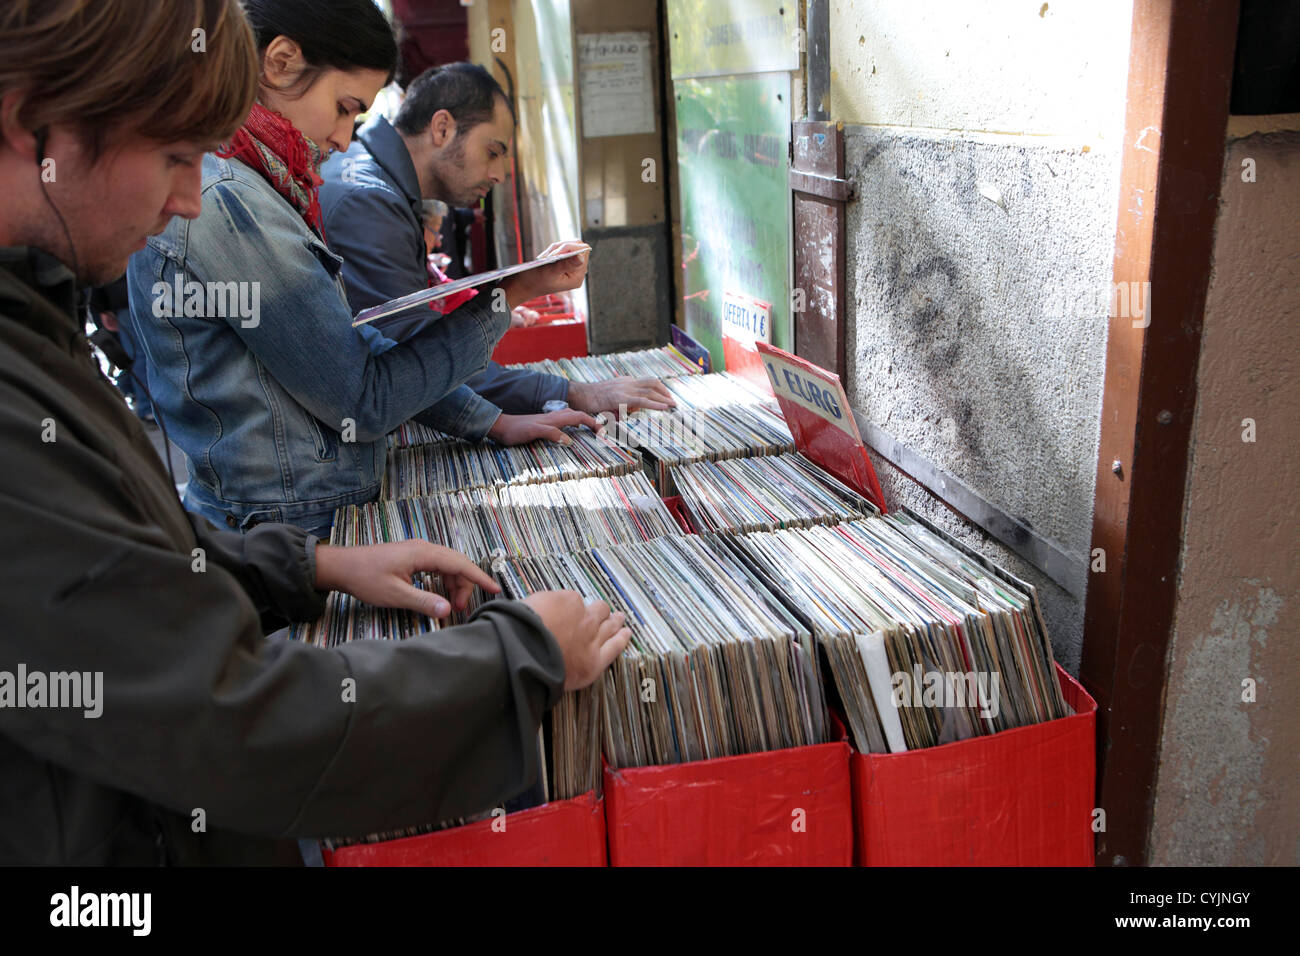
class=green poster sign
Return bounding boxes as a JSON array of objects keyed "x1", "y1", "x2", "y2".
[
  {"x1": 667, "y1": 0, "x2": 799, "y2": 78},
  {"x1": 675, "y1": 72, "x2": 790, "y2": 368}
]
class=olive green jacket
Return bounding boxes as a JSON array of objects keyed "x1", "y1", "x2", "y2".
[{"x1": 0, "y1": 247, "x2": 563, "y2": 864}]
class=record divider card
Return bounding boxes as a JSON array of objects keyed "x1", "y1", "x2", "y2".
[
  {"x1": 754, "y1": 343, "x2": 887, "y2": 513},
  {"x1": 670, "y1": 325, "x2": 712, "y2": 374}
]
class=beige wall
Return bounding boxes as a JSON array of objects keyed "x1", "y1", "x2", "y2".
[
  {"x1": 1149, "y1": 117, "x2": 1300, "y2": 865},
  {"x1": 829, "y1": 0, "x2": 1131, "y2": 140},
  {"x1": 467, "y1": 0, "x2": 490, "y2": 65}
]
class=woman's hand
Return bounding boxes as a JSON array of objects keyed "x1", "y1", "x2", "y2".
[
  {"x1": 314, "y1": 540, "x2": 501, "y2": 619},
  {"x1": 487, "y1": 409, "x2": 603, "y2": 446}
]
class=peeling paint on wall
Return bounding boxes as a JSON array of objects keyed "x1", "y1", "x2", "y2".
[
  {"x1": 1151, "y1": 124, "x2": 1300, "y2": 866},
  {"x1": 1154, "y1": 586, "x2": 1281, "y2": 864}
]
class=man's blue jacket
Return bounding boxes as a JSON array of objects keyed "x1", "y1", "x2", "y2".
[{"x1": 320, "y1": 116, "x2": 568, "y2": 423}]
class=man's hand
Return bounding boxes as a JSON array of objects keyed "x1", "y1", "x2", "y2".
[
  {"x1": 523, "y1": 591, "x2": 632, "y2": 691},
  {"x1": 567, "y1": 378, "x2": 675, "y2": 416},
  {"x1": 499, "y1": 240, "x2": 590, "y2": 310},
  {"x1": 488, "y1": 409, "x2": 602, "y2": 446},
  {"x1": 510, "y1": 306, "x2": 540, "y2": 328},
  {"x1": 314, "y1": 540, "x2": 501, "y2": 619}
]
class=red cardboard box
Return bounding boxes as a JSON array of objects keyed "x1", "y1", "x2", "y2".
[
  {"x1": 491, "y1": 318, "x2": 588, "y2": 364},
  {"x1": 322, "y1": 791, "x2": 607, "y2": 867},
  {"x1": 852, "y1": 664, "x2": 1096, "y2": 866},
  {"x1": 604, "y1": 741, "x2": 853, "y2": 866}
]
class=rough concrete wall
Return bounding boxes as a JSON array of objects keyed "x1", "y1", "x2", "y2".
[
  {"x1": 843, "y1": 126, "x2": 1120, "y2": 672},
  {"x1": 830, "y1": 0, "x2": 1131, "y2": 672},
  {"x1": 1149, "y1": 120, "x2": 1300, "y2": 866},
  {"x1": 829, "y1": 0, "x2": 1131, "y2": 140}
]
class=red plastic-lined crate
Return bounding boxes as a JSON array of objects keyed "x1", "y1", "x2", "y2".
[
  {"x1": 603, "y1": 740, "x2": 853, "y2": 867},
  {"x1": 490, "y1": 292, "x2": 587, "y2": 364},
  {"x1": 852, "y1": 664, "x2": 1097, "y2": 867},
  {"x1": 615, "y1": 498, "x2": 853, "y2": 867},
  {"x1": 321, "y1": 791, "x2": 606, "y2": 867},
  {"x1": 491, "y1": 318, "x2": 588, "y2": 364}
]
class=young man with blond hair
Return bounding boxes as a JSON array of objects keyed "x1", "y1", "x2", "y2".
[{"x1": 0, "y1": 0, "x2": 627, "y2": 865}]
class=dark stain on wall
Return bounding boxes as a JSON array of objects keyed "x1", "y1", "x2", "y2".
[{"x1": 879, "y1": 240, "x2": 984, "y2": 456}]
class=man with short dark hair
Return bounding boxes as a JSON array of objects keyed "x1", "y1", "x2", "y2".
[{"x1": 321, "y1": 62, "x2": 674, "y2": 429}]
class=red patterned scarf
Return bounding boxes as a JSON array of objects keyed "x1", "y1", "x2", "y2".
[{"x1": 218, "y1": 103, "x2": 326, "y2": 238}]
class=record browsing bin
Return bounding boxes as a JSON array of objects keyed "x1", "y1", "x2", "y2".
[
  {"x1": 603, "y1": 736, "x2": 854, "y2": 867},
  {"x1": 318, "y1": 670, "x2": 1094, "y2": 867},
  {"x1": 489, "y1": 291, "x2": 588, "y2": 366},
  {"x1": 322, "y1": 790, "x2": 607, "y2": 867},
  {"x1": 597, "y1": 493, "x2": 856, "y2": 867},
  {"x1": 315, "y1": 341, "x2": 1098, "y2": 866},
  {"x1": 851, "y1": 664, "x2": 1097, "y2": 866},
  {"x1": 490, "y1": 317, "x2": 588, "y2": 365},
  {"x1": 744, "y1": 344, "x2": 1095, "y2": 866},
  {"x1": 595, "y1": 632, "x2": 1094, "y2": 867}
]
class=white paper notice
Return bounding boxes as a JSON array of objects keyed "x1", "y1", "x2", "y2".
[{"x1": 578, "y1": 32, "x2": 655, "y2": 138}]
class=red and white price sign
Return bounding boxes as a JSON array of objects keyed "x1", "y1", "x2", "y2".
[
  {"x1": 721, "y1": 290, "x2": 771, "y2": 343},
  {"x1": 756, "y1": 342, "x2": 886, "y2": 511},
  {"x1": 721, "y1": 291, "x2": 772, "y2": 390}
]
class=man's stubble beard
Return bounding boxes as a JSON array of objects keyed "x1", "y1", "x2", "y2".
[
  {"x1": 34, "y1": 175, "x2": 133, "y2": 287},
  {"x1": 430, "y1": 133, "x2": 480, "y2": 208}
]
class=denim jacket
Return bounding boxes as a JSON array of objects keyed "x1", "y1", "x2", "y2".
[
  {"x1": 124, "y1": 153, "x2": 511, "y2": 537},
  {"x1": 319, "y1": 116, "x2": 568, "y2": 414}
]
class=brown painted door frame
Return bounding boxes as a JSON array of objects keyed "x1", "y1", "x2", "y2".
[
  {"x1": 1081, "y1": 0, "x2": 1241, "y2": 867},
  {"x1": 791, "y1": 120, "x2": 852, "y2": 377}
]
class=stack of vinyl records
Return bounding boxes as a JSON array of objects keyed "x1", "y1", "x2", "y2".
[
  {"x1": 388, "y1": 420, "x2": 453, "y2": 449},
  {"x1": 712, "y1": 511, "x2": 1069, "y2": 756},
  {"x1": 294, "y1": 346, "x2": 1081, "y2": 853},
  {"x1": 506, "y1": 345, "x2": 702, "y2": 382},
  {"x1": 497, "y1": 535, "x2": 828, "y2": 794},
  {"x1": 609, "y1": 373, "x2": 795, "y2": 487},
  {"x1": 291, "y1": 573, "x2": 487, "y2": 648},
  {"x1": 380, "y1": 427, "x2": 641, "y2": 498},
  {"x1": 388, "y1": 345, "x2": 702, "y2": 451},
  {"x1": 672, "y1": 452, "x2": 879, "y2": 533},
  {"x1": 327, "y1": 472, "x2": 683, "y2": 568}
]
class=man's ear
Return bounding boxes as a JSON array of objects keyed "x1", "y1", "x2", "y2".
[
  {"x1": 0, "y1": 90, "x2": 40, "y2": 162},
  {"x1": 428, "y1": 109, "x2": 457, "y2": 149}
]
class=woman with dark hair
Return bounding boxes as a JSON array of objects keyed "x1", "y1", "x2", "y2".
[{"x1": 125, "y1": 0, "x2": 591, "y2": 539}]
